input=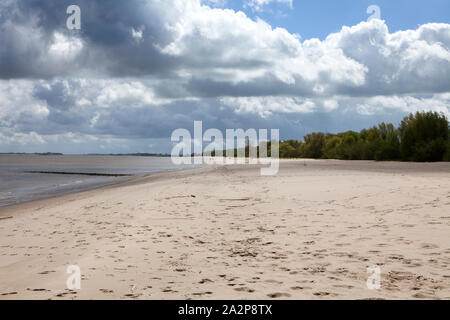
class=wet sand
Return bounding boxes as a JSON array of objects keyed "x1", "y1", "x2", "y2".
[{"x1": 0, "y1": 160, "x2": 449, "y2": 300}]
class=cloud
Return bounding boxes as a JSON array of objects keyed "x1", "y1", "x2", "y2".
[
  {"x1": 1, "y1": 1, "x2": 449, "y2": 99},
  {"x1": 244, "y1": 0, "x2": 293, "y2": 12},
  {"x1": 355, "y1": 94, "x2": 450, "y2": 117},
  {"x1": 325, "y1": 21, "x2": 450, "y2": 96},
  {"x1": 0, "y1": 0, "x2": 449, "y2": 153},
  {"x1": 221, "y1": 96, "x2": 339, "y2": 117},
  {"x1": 202, "y1": 0, "x2": 227, "y2": 7},
  {"x1": 1, "y1": 78, "x2": 447, "y2": 139}
]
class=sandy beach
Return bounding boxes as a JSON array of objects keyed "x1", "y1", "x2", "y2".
[{"x1": 0, "y1": 159, "x2": 449, "y2": 300}]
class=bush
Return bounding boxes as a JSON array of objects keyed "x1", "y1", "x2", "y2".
[
  {"x1": 322, "y1": 136, "x2": 341, "y2": 159},
  {"x1": 246, "y1": 111, "x2": 449, "y2": 162},
  {"x1": 399, "y1": 112, "x2": 448, "y2": 162},
  {"x1": 279, "y1": 140, "x2": 302, "y2": 158},
  {"x1": 444, "y1": 140, "x2": 450, "y2": 161},
  {"x1": 372, "y1": 123, "x2": 401, "y2": 161},
  {"x1": 334, "y1": 131, "x2": 363, "y2": 160},
  {"x1": 300, "y1": 132, "x2": 326, "y2": 158}
]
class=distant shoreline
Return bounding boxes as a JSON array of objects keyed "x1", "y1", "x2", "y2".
[{"x1": 0, "y1": 152, "x2": 171, "y2": 157}]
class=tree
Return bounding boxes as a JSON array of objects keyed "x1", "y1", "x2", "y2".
[
  {"x1": 445, "y1": 140, "x2": 450, "y2": 161},
  {"x1": 372, "y1": 123, "x2": 400, "y2": 161},
  {"x1": 444, "y1": 128, "x2": 450, "y2": 162},
  {"x1": 300, "y1": 132, "x2": 326, "y2": 158},
  {"x1": 266, "y1": 111, "x2": 448, "y2": 162},
  {"x1": 323, "y1": 136, "x2": 341, "y2": 159},
  {"x1": 399, "y1": 112, "x2": 448, "y2": 162},
  {"x1": 335, "y1": 131, "x2": 363, "y2": 160},
  {"x1": 279, "y1": 143, "x2": 297, "y2": 158}
]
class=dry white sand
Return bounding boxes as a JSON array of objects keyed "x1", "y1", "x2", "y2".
[{"x1": 0, "y1": 160, "x2": 449, "y2": 300}]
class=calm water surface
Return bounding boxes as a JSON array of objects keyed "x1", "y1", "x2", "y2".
[{"x1": 0, "y1": 155, "x2": 199, "y2": 208}]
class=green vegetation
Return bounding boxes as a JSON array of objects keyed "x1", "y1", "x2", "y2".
[
  {"x1": 226, "y1": 112, "x2": 450, "y2": 162},
  {"x1": 398, "y1": 112, "x2": 449, "y2": 161}
]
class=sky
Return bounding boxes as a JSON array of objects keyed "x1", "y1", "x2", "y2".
[
  {"x1": 0, "y1": 0, "x2": 449, "y2": 154},
  {"x1": 226, "y1": 0, "x2": 450, "y2": 39}
]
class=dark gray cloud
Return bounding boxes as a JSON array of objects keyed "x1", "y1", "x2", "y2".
[
  {"x1": 1, "y1": 0, "x2": 449, "y2": 96},
  {"x1": 0, "y1": 0, "x2": 179, "y2": 78}
]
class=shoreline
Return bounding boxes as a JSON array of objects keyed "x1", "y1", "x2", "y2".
[
  {"x1": 0, "y1": 154, "x2": 203, "y2": 211},
  {"x1": 1, "y1": 158, "x2": 449, "y2": 217},
  {"x1": 0, "y1": 165, "x2": 209, "y2": 217}
]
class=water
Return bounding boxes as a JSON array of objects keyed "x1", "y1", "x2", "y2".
[{"x1": 0, "y1": 154, "x2": 199, "y2": 208}]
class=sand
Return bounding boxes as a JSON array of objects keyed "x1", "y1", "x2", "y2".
[{"x1": 0, "y1": 159, "x2": 449, "y2": 300}]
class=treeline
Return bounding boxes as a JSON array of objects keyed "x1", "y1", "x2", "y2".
[{"x1": 230, "y1": 112, "x2": 450, "y2": 162}]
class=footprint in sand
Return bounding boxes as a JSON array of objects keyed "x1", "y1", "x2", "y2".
[
  {"x1": 38, "y1": 270, "x2": 56, "y2": 275},
  {"x1": 291, "y1": 286, "x2": 312, "y2": 290},
  {"x1": 191, "y1": 292, "x2": 213, "y2": 296},
  {"x1": 267, "y1": 292, "x2": 291, "y2": 298},
  {"x1": 421, "y1": 243, "x2": 439, "y2": 250},
  {"x1": 55, "y1": 290, "x2": 77, "y2": 297},
  {"x1": 265, "y1": 279, "x2": 283, "y2": 285},
  {"x1": 313, "y1": 292, "x2": 332, "y2": 296},
  {"x1": 199, "y1": 279, "x2": 213, "y2": 284},
  {"x1": 123, "y1": 293, "x2": 141, "y2": 298},
  {"x1": 99, "y1": 289, "x2": 114, "y2": 294},
  {"x1": 234, "y1": 287, "x2": 255, "y2": 293},
  {"x1": 333, "y1": 284, "x2": 354, "y2": 289},
  {"x1": 27, "y1": 288, "x2": 50, "y2": 292}
]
